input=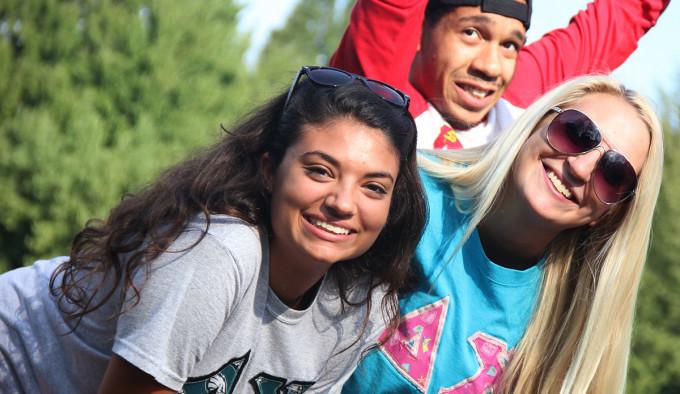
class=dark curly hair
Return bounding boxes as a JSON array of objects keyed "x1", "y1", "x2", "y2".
[{"x1": 50, "y1": 72, "x2": 427, "y2": 339}]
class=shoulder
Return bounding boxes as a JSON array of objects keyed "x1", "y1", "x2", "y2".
[
  {"x1": 143, "y1": 215, "x2": 263, "y2": 289},
  {"x1": 186, "y1": 214, "x2": 259, "y2": 240},
  {"x1": 184, "y1": 214, "x2": 264, "y2": 280},
  {"x1": 200, "y1": 215, "x2": 262, "y2": 254}
]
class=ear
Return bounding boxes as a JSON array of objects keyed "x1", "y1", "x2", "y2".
[{"x1": 261, "y1": 153, "x2": 274, "y2": 193}]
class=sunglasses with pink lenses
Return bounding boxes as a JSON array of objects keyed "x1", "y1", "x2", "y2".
[{"x1": 546, "y1": 107, "x2": 638, "y2": 204}]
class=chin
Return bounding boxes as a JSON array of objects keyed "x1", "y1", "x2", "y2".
[
  {"x1": 318, "y1": 248, "x2": 369, "y2": 267},
  {"x1": 306, "y1": 250, "x2": 354, "y2": 267},
  {"x1": 529, "y1": 202, "x2": 583, "y2": 231},
  {"x1": 441, "y1": 107, "x2": 487, "y2": 131}
]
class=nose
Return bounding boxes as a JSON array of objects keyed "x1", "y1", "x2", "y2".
[
  {"x1": 565, "y1": 147, "x2": 604, "y2": 184},
  {"x1": 323, "y1": 183, "x2": 356, "y2": 218},
  {"x1": 470, "y1": 43, "x2": 501, "y2": 81}
]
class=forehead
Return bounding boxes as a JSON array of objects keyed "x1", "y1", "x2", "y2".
[
  {"x1": 434, "y1": 5, "x2": 526, "y2": 38},
  {"x1": 569, "y1": 93, "x2": 650, "y2": 173},
  {"x1": 287, "y1": 117, "x2": 400, "y2": 173}
]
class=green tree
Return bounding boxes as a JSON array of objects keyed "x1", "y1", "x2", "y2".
[
  {"x1": 244, "y1": 0, "x2": 352, "y2": 104},
  {"x1": 628, "y1": 91, "x2": 680, "y2": 393},
  {"x1": 0, "y1": 0, "x2": 249, "y2": 271}
]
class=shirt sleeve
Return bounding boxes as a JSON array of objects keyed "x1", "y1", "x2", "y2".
[
  {"x1": 329, "y1": 0, "x2": 430, "y2": 117},
  {"x1": 505, "y1": 0, "x2": 671, "y2": 107},
  {"x1": 111, "y1": 231, "x2": 248, "y2": 391}
]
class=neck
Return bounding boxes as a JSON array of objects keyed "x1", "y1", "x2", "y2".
[
  {"x1": 444, "y1": 115, "x2": 485, "y2": 133},
  {"x1": 268, "y1": 243, "x2": 328, "y2": 310},
  {"x1": 477, "y1": 203, "x2": 559, "y2": 271}
]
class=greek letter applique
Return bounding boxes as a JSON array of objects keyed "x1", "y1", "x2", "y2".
[
  {"x1": 249, "y1": 373, "x2": 314, "y2": 394},
  {"x1": 182, "y1": 351, "x2": 250, "y2": 394},
  {"x1": 439, "y1": 332, "x2": 510, "y2": 394},
  {"x1": 433, "y1": 125, "x2": 463, "y2": 149},
  {"x1": 379, "y1": 297, "x2": 449, "y2": 392}
]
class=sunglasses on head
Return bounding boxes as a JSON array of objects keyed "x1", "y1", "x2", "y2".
[
  {"x1": 283, "y1": 66, "x2": 410, "y2": 111},
  {"x1": 545, "y1": 107, "x2": 638, "y2": 204}
]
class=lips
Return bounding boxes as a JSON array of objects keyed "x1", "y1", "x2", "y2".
[
  {"x1": 454, "y1": 81, "x2": 496, "y2": 111},
  {"x1": 462, "y1": 84, "x2": 491, "y2": 99},
  {"x1": 547, "y1": 170, "x2": 573, "y2": 199},
  {"x1": 543, "y1": 167, "x2": 579, "y2": 203},
  {"x1": 306, "y1": 216, "x2": 353, "y2": 236}
]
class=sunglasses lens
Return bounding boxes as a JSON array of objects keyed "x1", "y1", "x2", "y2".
[
  {"x1": 307, "y1": 68, "x2": 353, "y2": 86},
  {"x1": 594, "y1": 150, "x2": 637, "y2": 203},
  {"x1": 548, "y1": 110, "x2": 601, "y2": 154},
  {"x1": 365, "y1": 80, "x2": 407, "y2": 108}
]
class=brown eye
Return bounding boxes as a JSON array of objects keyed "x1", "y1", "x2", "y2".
[
  {"x1": 462, "y1": 28, "x2": 480, "y2": 41},
  {"x1": 502, "y1": 40, "x2": 520, "y2": 53},
  {"x1": 365, "y1": 183, "x2": 388, "y2": 195},
  {"x1": 305, "y1": 166, "x2": 332, "y2": 178}
]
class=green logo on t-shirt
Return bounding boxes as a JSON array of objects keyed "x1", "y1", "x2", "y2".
[{"x1": 181, "y1": 350, "x2": 315, "y2": 394}]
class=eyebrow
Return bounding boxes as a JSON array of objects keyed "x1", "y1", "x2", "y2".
[
  {"x1": 301, "y1": 151, "x2": 396, "y2": 182},
  {"x1": 457, "y1": 15, "x2": 526, "y2": 43}
]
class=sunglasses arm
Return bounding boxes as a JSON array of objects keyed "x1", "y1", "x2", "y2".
[{"x1": 283, "y1": 68, "x2": 306, "y2": 109}]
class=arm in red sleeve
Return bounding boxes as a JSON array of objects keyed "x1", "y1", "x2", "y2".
[
  {"x1": 329, "y1": 0, "x2": 429, "y2": 116},
  {"x1": 505, "y1": 0, "x2": 671, "y2": 108}
]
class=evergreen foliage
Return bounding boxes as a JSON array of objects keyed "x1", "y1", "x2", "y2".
[
  {"x1": 628, "y1": 94, "x2": 680, "y2": 393},
  {"x1": 243, "y1": 0, "x2": 352, "y2": 103},
  {"x1": 0, "y1": 0, "x2": 249, "y2": 270}
]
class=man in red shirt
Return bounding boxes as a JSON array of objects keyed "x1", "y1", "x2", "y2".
[{"x1": 330, "y1": 0, "x2": 670, "y2": 149}]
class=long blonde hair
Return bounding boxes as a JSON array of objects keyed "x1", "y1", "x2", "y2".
[{"x1": 419, "y1": 75, "x2": 663, "y2": 393}]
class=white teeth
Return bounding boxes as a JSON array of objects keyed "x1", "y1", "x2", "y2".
[
  {"x1": 464, "y1": 86, "x2": 488, "y2": 99},
  {"x1": 310, "y1": 218, "x2": 351, "y2": 235},
  {"x1": 547, "y1": 171, "x2": 573, "y2": 199}
]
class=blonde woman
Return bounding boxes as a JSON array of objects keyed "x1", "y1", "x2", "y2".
[{"x1": 343, "y1": 75, "x2": 663, "y2": 393}]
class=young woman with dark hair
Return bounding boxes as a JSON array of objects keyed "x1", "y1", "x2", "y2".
[{"x1": 0, "y1": 66, "x2": 426, "y2": 393}]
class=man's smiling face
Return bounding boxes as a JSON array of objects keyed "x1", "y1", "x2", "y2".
[{"x1": 410, "y1": 5, "x2": 526, "y2": 130}]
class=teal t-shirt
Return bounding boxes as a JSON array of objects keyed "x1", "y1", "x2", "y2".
[{"x1": 343, "y1": 170, "x2": 542, "y2": 393}]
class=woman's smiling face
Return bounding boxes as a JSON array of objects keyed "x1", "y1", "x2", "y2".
[
  {"x1": 267, "y1": 116, "x2": 400, "y2": 272},
  {"x1": 508, "y1": 93, "x2": 650, "y2": 232}
]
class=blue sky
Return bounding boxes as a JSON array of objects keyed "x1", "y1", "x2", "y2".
[{"x1": 237, "y1": 0, "x2": 679, "y2": 108}]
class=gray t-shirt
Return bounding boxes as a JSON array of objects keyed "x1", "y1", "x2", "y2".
[{"x1": 0, "y1": 215, "x2": 387, "y2": 393}]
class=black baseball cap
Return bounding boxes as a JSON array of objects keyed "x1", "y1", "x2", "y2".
[{"x1": 430, "y1": 0, "x2": 532, "y2": 29}]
